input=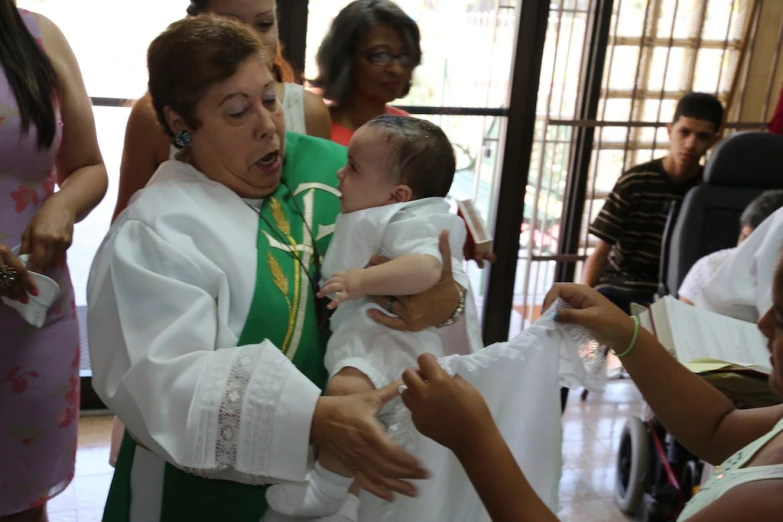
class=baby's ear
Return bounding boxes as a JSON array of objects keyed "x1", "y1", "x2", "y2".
[{"x1": 390, "y1": 185, "x2": 414, "y2": 203}]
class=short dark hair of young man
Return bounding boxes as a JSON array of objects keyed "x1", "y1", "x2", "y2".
[{"x1": 582, "y1": 92, "x2": 724, "y2": 313}]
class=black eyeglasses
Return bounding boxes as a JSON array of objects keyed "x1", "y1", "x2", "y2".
[{"x1": 364, "y1": 51, "x2": 414, "y2": 68}]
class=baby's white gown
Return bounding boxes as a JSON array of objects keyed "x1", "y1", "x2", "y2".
[
  {"x1": 321, "y1": 198, "x2": 476, "y2": 388},
  {"x1": 357, "y1": 301, "x2": 603, "y2": 522},
  {"x1": 266, "y1": 198, "x2": 604, "y2": 522}
]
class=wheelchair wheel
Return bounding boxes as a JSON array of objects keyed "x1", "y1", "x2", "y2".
[{"x1": 615, "y1": 416, "x2": 650, "y2": 514}]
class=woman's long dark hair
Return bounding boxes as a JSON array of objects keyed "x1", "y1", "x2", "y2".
[
  {"x1": 0, "y1": 1, "x2": 57, "y2": 149},
  {"x1": 186, "y1": 0, "x2": 297, "y2": 83}
]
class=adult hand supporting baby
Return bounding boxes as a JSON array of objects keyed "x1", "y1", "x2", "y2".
[
  {"x1": 542, "y1": 283, "x2": 636, "y2": 353},
  {"x1": 311, "y1": 382, "x2": 428, "y2": 501},
  {"x1": 367, "y1": 230, "x2": 460, "y2": 331}
]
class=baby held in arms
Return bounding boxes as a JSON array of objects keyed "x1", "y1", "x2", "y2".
[{"x1": 266, "y1": 115, "x2": 469, "y2": 519}]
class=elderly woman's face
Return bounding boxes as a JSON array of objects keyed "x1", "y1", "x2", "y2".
[
  {"x1": 353, "y1": 23, "x2": 415, "y2": 105},
  {"x1": 759, "y1": 257, "x2": 783, "y2": 396},
  {"x1": 206, "y1": 0, "x2": 279, "y2": 58},
  {"x1": 184, "y1": 56, "x2": 286, "y2": 198}
]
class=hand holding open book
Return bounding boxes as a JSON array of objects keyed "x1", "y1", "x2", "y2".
[
  {"x1": 633, "y1": 296, "x2": 771, "y2": 376},
  {"x1": 633, "y1": 297, "x2": 777, "y2": 408}
]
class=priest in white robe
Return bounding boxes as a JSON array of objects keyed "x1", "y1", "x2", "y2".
[{"x1": 87, "y1": 17, "x2": 473, "y2": 522}]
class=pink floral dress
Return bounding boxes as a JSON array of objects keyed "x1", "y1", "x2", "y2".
[{"x1": 0, "y1": 9, "x2": 80, "y2": 516}]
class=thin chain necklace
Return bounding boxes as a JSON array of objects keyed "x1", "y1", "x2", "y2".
[{"x1": 243, "y1": 181, "x2": 329, "y2": 327}]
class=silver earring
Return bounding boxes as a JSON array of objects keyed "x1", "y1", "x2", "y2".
[{"x1": 174, "y1": 130, "x2": 192, "y2": 148}]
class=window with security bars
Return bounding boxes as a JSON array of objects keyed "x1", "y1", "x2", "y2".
[
  {"x1": 510, "y1": 0, "x2": 783, "y2": 333},
  {"x1": 589, "y1": 0, "x2": 751, "y2": 202},
  {"x1": 580, "y1": 0, "x2": 779, "y2": 266}
]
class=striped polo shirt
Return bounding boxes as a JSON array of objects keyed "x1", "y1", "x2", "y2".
[{"x1": 589, "y1": 158, "x2": 701, "y2": 296}]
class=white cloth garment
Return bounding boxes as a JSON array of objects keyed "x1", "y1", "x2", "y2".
[
  {"x1": 0, "y1": 245, "x2": 60, "y2": 328},
  {"x1": 321, "y1": 198, "x2": 473, "y2": 388},
  {"x1": 88, "y1": 161, "x2": 323, "y2": 505},
  {"x1": 355, "y1": 301, "x2": 601, "y2": 522},
  {"x1": 282, "y1": 83, "x2": 307, "y2": 134},
  {"x1": 697, "y1": 207, "x2": 783, "y2": 321},
  {"x1": 90, "y1": 160, "x2": 480, "y2": 518},
  {"x1": 678, "y1": 247, "x2": 735, "y2": 303},
  {"x1": 108, "y1": 80, "x2": 315, "y2": 468}
]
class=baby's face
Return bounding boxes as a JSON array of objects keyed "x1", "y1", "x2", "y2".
[{"x1": 336, "y1": 126, "x2": 411, "y2": 213}]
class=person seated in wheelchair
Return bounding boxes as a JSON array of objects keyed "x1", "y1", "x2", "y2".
[
  {"x1": 582, "y1": 93, "x2": 723, "y2": 313},
  {"x1": 679, "y1": 190, "x2": 783, "y2": 306}
]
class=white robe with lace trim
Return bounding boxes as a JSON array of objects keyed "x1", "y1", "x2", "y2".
[{"x1": 88, "y1": 161, "x2": 481, "y2": 520}]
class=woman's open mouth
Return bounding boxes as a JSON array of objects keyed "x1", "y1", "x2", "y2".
[{"x1": 255, "y1": 151, "x2": 282, "y2": 174}]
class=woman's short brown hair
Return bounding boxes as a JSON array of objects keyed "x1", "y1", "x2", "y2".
[{"x1": 147, "y1": 15, "x2": 269, "y2": 137}]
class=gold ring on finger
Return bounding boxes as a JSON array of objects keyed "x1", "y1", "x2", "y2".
[{"x1": 0, "y1": 265, "x2": 19, "y2": 289}]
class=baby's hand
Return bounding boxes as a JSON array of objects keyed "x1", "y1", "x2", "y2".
[{"x1": 318, "y1": 269, "x2": 367, "y2": 309}]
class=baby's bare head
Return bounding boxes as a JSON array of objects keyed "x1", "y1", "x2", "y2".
[{"x1": 365, "y1": 115, "x2": 456, "y2": 199}]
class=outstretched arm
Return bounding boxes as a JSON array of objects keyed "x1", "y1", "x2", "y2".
[
  {"x1": 320, "y1": 254, "x2": 441, "y2": 308},
  {"x1": 401, "y1": 354, "x2": 558, "y2": 522},
  {"x1": 88, "y1": 221, "x2": 427, "y2": 496},
  {"x1": 581, "y1": 239, "x2": 610, "y2": 287},
  {"x1": 545, "y1": 283, "x2": 783, "y2": 465}
]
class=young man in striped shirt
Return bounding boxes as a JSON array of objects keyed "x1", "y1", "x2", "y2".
[{"x1": 582, "y1": 92, "x2": 724, "y2": 313}]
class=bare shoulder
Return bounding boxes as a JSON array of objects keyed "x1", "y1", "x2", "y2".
[
  {"x1": 30, "y1": 12, "x2": 69, "y2": 63},
  {"x1": 302, "y1": 89, "x2": 332, "y2": 140},
  {"x1": 128, "y1": 94, "x2": 161, "y2": 133},
  {"x1": 125, "y1": 94, "x2": 170, "y2": 164},
  {"x1": 28, "y1": 10, "x2": 57, "y2": 35}
]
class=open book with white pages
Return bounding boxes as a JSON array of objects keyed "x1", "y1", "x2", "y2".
[{"x1": 631, "y1": 296, "x2": 771, "y2": 376}]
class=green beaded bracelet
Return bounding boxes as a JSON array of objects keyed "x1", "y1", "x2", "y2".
[{"x1": 613, "y1": 315, "x2": 640, "y2": 358}]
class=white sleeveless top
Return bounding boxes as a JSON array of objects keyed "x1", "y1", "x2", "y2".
[
  {"x1": 678, "y1": 417, "x2": 783, "y2": 519},
  {"x1": 168, "y1": 82, "x2": 308, "y2": 158},
  {"x1": 281, "y1": 83, "x2": 306, "y2": 134}
]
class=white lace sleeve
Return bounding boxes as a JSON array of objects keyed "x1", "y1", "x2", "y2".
[
  {"x1": 679, "y1": 250, "x2": 733, "y2": 302},
  {"x1": 699, "y1": 209, "x2": 783, "y2": 321},
  {"x1": 437, "y1": 299, "x2": 604, "y2": 391},
  {"x1": 88, "y1": 221, "x2": 320, "y2": 485}
]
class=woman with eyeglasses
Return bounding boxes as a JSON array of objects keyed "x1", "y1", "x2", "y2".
[
  {"x1": 315, "y1": 0, "x2": 497, "y2": 269},
  {"x1": 313, "y1": 0, "x2": 419, "y2": 148}
]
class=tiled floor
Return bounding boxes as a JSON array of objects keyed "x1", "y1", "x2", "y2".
[
  {"x1": 48, "y1": 415, "x2": 115, "y2": 522},
  {"x1": 48, "y1": 381, "x2": 643, "y2": 521},
  {"x1": 558, "y1": 380, "x2": 645, "y2": 522}
]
